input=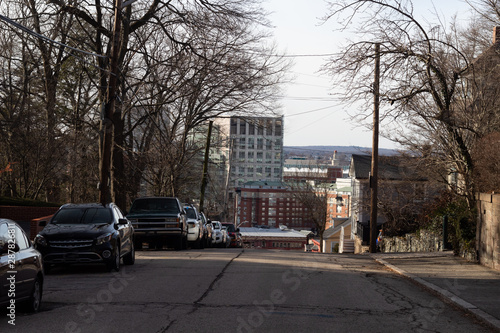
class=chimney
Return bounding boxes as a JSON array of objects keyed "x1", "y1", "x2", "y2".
[{"x1": 494, "y1": 26, "x2": 500, "y2": 44}]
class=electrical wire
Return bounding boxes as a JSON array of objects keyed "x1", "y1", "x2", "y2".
[
  {"x1": 283, "y1": 96, "x2": 336, "y2": 101},
  {"x1": 0, "y1": 13, "x2": 107, "y2": 60},
  {"x1": 286, "y1": 105, "x2": 338, "y2": 117},
  {"x1": 271, "y1": 53, "x2": 336, "y2": 58}
]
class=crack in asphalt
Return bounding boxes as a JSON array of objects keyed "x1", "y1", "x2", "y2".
[
  {"x1": 157, "y1": 250, "x2": 245, "y2": 331},
  {"x1": 192, "y1": 249, "x2": 244, "y2": 307}
]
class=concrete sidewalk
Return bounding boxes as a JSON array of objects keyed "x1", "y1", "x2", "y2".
[{"x1": 371, "y1": 251, "x2": 500, "y2": 332}]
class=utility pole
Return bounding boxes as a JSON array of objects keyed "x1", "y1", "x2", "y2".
[
  {"x1": 99, "y1": 0, "x2": 122, "y2": 205},
  {"x1": 369, "y1": 43, "x2": 380, "y2": 253},
  {"x1": 199, "y1": 121, "x2": 213, "y2": 213}
]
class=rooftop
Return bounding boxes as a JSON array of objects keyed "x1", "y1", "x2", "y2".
[{"x1": 240, "y1": 227, "x2": 307, "y2": 239}]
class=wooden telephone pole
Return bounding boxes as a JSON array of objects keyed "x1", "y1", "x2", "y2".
[
  {"x1": 199, "y1": 121, "x2": 213, "y2": 213},
  {"x1": 369, "y1": 43, "x2": 380, "y2": 253},
  {"x1": 99, "y1": 0, "x2": 122, "y2": 205}
]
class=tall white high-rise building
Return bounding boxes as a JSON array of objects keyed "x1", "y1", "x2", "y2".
[{"x1": 214, "y1": 116, "x2": 284, "y2": 190}]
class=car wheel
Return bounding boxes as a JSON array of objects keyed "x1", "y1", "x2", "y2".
[
  {"x1": 24, "y1": 276, "x2": 42, "y2": 312},
  {"x1": 123, "y1": 242, "x2": 135, "y2": 265},
  {"x1": 107, "y1": 246, "x2": 120, "y2": 272}
]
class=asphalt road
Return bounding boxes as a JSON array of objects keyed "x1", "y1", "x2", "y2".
[{"x1": 1, "y1": 248, "x2": 495, "y2": 333}]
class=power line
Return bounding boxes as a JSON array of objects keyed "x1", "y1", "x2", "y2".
[
  {"x1": 283, "y1": 96, "x2": 336, "y2": 101},
  {"x1": 286, "y1": 105, "x2": 338, "y2": 117},
  {"x1": 290, "y1": 111, "x2": 337, "y2": 134},
  {"x1": 0, "y1": 13, "x2": 107, "y2": 60},
  {"x1": 274, "y1": 53, "x2": 336, "y2": 58}
]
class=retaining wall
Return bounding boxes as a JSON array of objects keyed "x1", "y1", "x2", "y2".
[
  {"x1": 380, "y1": 229, "x2": 444, "y2": 253},
  {"x1": 477, "y1": 193, "x2": 500, "y2": 270}
]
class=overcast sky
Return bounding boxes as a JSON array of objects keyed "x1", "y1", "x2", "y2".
[{"x1": 263, "y1": 0, "x2": 472, "y2": 149}]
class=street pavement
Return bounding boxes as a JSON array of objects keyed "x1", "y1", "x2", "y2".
[{"x1": 371, "y1": 251, "x2": 500, "y2": 332}]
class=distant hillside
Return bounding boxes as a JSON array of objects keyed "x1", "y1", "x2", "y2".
[{"x1": 284, "y1": 146, "x2": 399, "y2": 156}]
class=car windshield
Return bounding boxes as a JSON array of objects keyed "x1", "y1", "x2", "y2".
[
  {"x1": 184, "y1": 208, "x2": 197, "y2": 219},
  {"x1": 129, "y1": 198, "x2": 180, "y2": 214},
  {"x1": 51, "y1": 208, "x2": 112, "y2": 224},
  {"x1": 223, "y1": 224, "x2": 235, "y2": 232}
]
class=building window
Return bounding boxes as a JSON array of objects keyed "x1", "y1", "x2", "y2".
[
  {"x1": 239, "y1": 138, "x2": 246, "y2": 149},
  {"x1": 257, "y1": 119, "x2": 264, "y2": 135},
  {"x1": 248, "y1": 137, "x2": 254, "y2": 149},
  {"x1": 257, "y1": 138, "x2": 264, "y2": 149},
  {"x1": 274, "y1": 138, "x2": 282, "y2": 149},
  {"x1": 230, "y1": 119, "x2": 237, "y2": 134},
  {"x1": 275, "y1": 120, "x2": 282, "y2": 136},
  {"x1": 249, "y1": 122, "x2": 255, "y2": 135},
  {"x1": 274, "y1": 152, "x2": 281, "y2": 163},
  {"x1": 266, "y1": 152, "x2": 272, "y2": 163},
  {"x1": 266, "y1": 139, "x2": 272, "y2": 150},
  {"x1": 266, "y1": 120, "x2": 273, "y2": 135},
  {"x1": 240, "y1": 121, "x2": 246, "y2": 135}
]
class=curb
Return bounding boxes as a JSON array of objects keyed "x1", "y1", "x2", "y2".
[{"x1": 374, "y1": 257, "x2": 500, "y2": 332}]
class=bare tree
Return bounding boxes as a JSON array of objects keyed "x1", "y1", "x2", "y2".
[
  {"x1": 0, "y1": 1, "x2": 81, "y2": 201},
  {"x1": 1, "y1": 0, "x2": 288, "y2": 210},
  {"x1": 322, "y1": 0, "x2": 500, "y2": 208},
  {"x1": 285, "y1": 162, "x2": 334, "y2": 252},
  {"x1": 47, "y1": 0, "x2": 288, "y2": 209}
]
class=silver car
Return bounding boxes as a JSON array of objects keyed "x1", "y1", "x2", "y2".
[{"x1": 0, "y1": 219, "x2": 44, "y2": 313}]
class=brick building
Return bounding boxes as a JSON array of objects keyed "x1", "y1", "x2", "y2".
[
  {"x1": 235, "y1": 181, "x2": 315, "y2": 229},
  {"x1": 235, "y1": 180, "x2": 351, "y2": 231}
]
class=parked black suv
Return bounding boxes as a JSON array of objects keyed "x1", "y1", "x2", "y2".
[
  {"x1": 34, "y1": 203, "x2": 135, "y2": 272},
  {"x1": 127, "y1": 197, "x2": 187, "y2": 250}
]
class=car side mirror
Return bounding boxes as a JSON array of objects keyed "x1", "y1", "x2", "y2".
[
  {"x1": 118, "y1": 218, "x2": 128, "y2": 225},
  {"x1": 236, "y1": 228, "x2": 240, "y2": 232}
]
